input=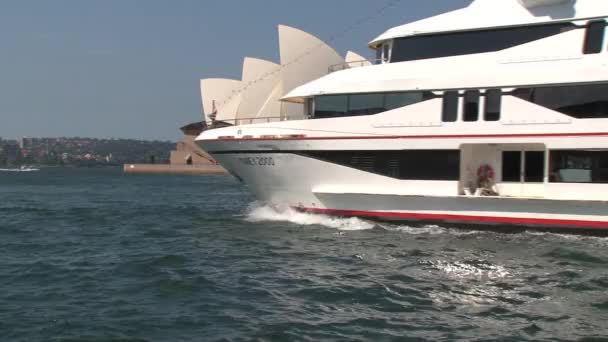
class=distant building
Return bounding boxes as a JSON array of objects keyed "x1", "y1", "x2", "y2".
[
  {"x1": 170, "y1": 122, "x2": 218, "y2": 166},
  {"x1": 0, "y1": 139, "x2": 21, "y2": 165}
]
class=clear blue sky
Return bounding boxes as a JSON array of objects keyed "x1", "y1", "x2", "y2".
[{"x1": 0, "y1": 0, "x2": 470, "y2": 141}]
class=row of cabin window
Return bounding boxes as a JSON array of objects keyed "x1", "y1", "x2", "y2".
[
  {"x1": 379, "y1": 20, "x2": 606, "y2": 63},
  {"x1": 503, "y1": 150, "x2": 608, "y2": 184},
  {"x1": 442, "y1": 83, "x2": 608, "y2": 122},
  {"x1": 313, "y1": 92, "x2": 433, "y2": 118},
  {"x1": 313, "y1": 82, "x2": 608, "y2": 121},
  {"x1": 514, "y1": 83, "x2": 608, "y2": 119},
  {"x1": 441, "y1": 90, "x2": 502, "y2": 123},
  {"x1": 298, "y1": 149, "x2": 608, "y2": 184}
]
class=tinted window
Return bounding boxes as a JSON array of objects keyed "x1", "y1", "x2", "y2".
[
  {"x1": 502, "y1": 151, "x2": 521, "y2": 182},
  {"x1": 583, "y1": 20, "x2": 606, "y2": 54},
  {"x1": 349, "y1": 94, "x2": 385, "y2": 116},
  {"x1": 391, "y1": 23, "x2": 575, "y2": 62},
  {"x1": 550, "y1": 150, "x2": 608, "y2": 183},
  {"x1": 463, "y1": 90, "x2": 480, "y2": 122},
  {"x1": 525, "y1": 151, "x2": 545, "y2": 183},
  {"x1": 300, "y1": 150, "x2": 460, "y2": 181},
  {"x1": 314, "y1": 95, "x2": 348, "y2": 118},
  {"x1": 484, "y1": 89, "x2": 502, "y2": 121},
  {"x1": 385, "y1": 92, "x2": 423, "y2": 110},
  {"x1": 314, "y1": 92, "x2": 430, "y2": 119},
  {"x1": 383, "y1": 44, "x2": 390, "y2": 62},
  {"x1": 514, "y1": 84, "x2": 608, "y2": 119},
  {"x1": 442, "y1": 91, "x2": 458, "y2": 122}
]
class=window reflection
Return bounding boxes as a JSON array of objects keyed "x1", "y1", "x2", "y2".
[
  {"x1": 313, "y1": 92, "x2": 430, "y2": 119},
  {"x1": 550, "y1": 150, "x2": 608, "y2": 183}
]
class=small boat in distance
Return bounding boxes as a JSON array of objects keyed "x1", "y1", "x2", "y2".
[{"x1": 0, "y1": 166, "x2": 40, "y2": 172}]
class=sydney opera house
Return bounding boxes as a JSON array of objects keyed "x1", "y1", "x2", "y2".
[{"x1": 168, "y1": 25, "x2": 370, "y2": 170}]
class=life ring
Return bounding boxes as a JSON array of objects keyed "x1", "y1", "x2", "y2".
[{"x1": 477, "y1": 164, "x2": 495, "y2": 182}]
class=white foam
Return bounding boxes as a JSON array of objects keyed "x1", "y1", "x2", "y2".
[
  {"x1": 380, "y1": 224, "x2": 449, "y2": 235},
  {"x1": 244, "y1": 203, "x2": 375, "y2": 231},
  {"x1": 432, "y1": 260, "x2": 511, "y2": 280}
]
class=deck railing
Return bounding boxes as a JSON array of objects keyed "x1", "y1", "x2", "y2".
[
  {"x1": 207, "y1": 115, "x2": 309, "y2": 127},
  {"x1": 328, "y1": 59, "x2": 378, "y2": 73}
]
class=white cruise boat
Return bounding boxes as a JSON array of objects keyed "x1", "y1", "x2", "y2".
[{"x1": 197, "y1": 0, "x2": 608, "y2": 231}]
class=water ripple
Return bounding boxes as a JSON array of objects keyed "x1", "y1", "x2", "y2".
[{"x1": 1, "y1": 168, "x2": 607, "y2": 341}]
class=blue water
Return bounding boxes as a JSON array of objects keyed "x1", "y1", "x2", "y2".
[{"x1": 1, "y1": 168, "x2": 608, "y2": 341}]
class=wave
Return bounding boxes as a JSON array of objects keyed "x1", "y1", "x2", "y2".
[
  {"x1": 244, "y1": 203, "x2": 376, "y2": 231},
  {"x1": 0, "y1": 168, "x2": 40, "y2": 172}
]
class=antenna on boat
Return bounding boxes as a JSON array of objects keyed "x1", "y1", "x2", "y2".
[{"x1": 209, "y1": 100, "x2": 218, "y2": 124}]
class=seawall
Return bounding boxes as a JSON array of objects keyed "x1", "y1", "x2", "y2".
[{"x1": 123, "y1": 164, "x2": 228, "y2": 176}]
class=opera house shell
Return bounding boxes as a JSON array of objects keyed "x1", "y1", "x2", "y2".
[{"x1": 171, "y1": 24, "x2": 369, "y2": 166}]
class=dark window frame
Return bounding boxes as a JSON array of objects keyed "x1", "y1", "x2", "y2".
[
  {"x1": 550, "y1": 150, "x2": 608, "y2": 183},
  {"x1": 391, "y1": 22, "x2": 577, "y2": 63},
  {"x1": 502, "y1": 151, "x2": 522, "y2": 183},
  {"x1": 313, "y1": 91, "x2": 434, "y2": 119},
  {"x1": 524, "y1": 151, "x2": 546, "y2": 183},
  {"x1": 299, "y1": 150, "x2": 461, "y2": 181},
  {"x1": 583, "y1": 20, "x2": 606, "y2": 54},
  {"x1": 484, "y1": 89, "x2": 502, "y2": 121},
  {"x1": 463, "y1": 90, "x2": 480, "y2": 122},
  {"x1": 513, "y1": 83, "x2": 608, "y2": 119},
  {"x1": 442, "y1": 91, "x2": 459, "y2": 122}
]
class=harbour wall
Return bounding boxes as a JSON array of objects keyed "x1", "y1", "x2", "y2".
[{"x1": 123, "y1": 163, "x2": 228, "y2": 176}]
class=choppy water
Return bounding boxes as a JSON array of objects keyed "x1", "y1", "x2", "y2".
[{"x1": 1, "y1": 168, "x2": 608, "y2": 341}]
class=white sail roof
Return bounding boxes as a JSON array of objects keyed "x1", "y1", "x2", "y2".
[
  {"x1": 200, "y1": 25, "x2": 349, "y2": 122},
  {"x1": 345, "y1": 51, "x2": 371, "y2": 67},
  {"x1": 237, "y1": 57, "x2": 282, "y2": 120},
  {"x1": 370, "y1": 0, "x2": 608, "y2": 47},
  {"x1": 200, "y1": 78, "x2": 242, "y2": 122},
  {"x1": 279, "y1": 25, "x2": 345, "y2": 118}
]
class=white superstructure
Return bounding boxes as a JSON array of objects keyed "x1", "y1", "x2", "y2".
[{"x1": 197, "y1": 0, "x2": 608, "y2": 231}]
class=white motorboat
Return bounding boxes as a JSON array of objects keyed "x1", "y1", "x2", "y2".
[{"x1": 197, "y1": 0, "x2": 608, "y2": 231}]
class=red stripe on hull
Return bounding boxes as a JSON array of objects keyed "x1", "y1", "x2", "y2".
[
  {"x1": 301, "y1": 208, "x2": 608, "y2": 230},
  {"x1": 199, "y1": 132, "x2": 608, "y2": 142}
]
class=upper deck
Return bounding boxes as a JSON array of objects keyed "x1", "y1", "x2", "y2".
[{"x1": 370, "y1": 0, "x2": 608, "y2": 48}]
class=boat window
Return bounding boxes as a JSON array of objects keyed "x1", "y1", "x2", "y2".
[
  {"x1": 442, "y1": 91, "x2": 458, "y2": 122},
  {"x1": 299, "y1": 150, "x2": 460, "y2": 181},
  {"x1": 484, "y1": 89, "x2": 502, "y2": 121},
  {"x1": 385, "y1": 92, "x2": 424, "y2": 110},
  {"x1": 349, "y1": 93, "x2": 385, "y2": 116},
  {"x1": 313, "y1": 92, "x2": 430, "y2": 119},
  {"x1": 502, "y1": 151, "x2": 521, "y2": 182},
  {"x1": 583, "y1": 20, "x2": 606, "y2": 54},
  {"x1": 463, "y1": 90, "x2": 480, "y2": 122},
  {"x1": 314, "y1": 95, "x2": 348, "y2": 118},
  {"x1": 525, "y1": 151, "x2": 545, "y2": 183},
  {"x1": 382, "y1": 43, "x2": 391, "y2": 63},
  {"x1": 391, "y1": 23, "x2": 576, "y2": 62},
  {"x1": 305, "y1": 98, "x2": 314, "y2": 117},
  {"x1": 514, "y1": 83, "x2": 608, "y2": 119},
  {"x1": 550, "y1": 150, "x2": 608, "y2": 183}
]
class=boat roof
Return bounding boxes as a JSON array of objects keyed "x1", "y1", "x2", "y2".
[
  {"x1": 281, "y1": 54, "x2": 608, "y2": 102},
  {"x1": 369, "y1": 0, "x2": 608, "y2": 48}
]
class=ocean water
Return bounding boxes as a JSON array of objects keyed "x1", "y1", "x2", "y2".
[{"x1": 1, "y1": 168, "x2": 608, "y2": 341}]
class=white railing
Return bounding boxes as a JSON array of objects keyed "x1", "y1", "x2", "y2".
[
  {"x1": 328, "y1": 59, "x2": 377, "y2": 73},
  {"x1": 207, "y1": 115, "x2": 309, "y2": 127}
]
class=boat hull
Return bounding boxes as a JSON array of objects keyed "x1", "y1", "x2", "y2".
[{"x1": 203, "y1": 150, "x2": 608, "y2": 231}]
